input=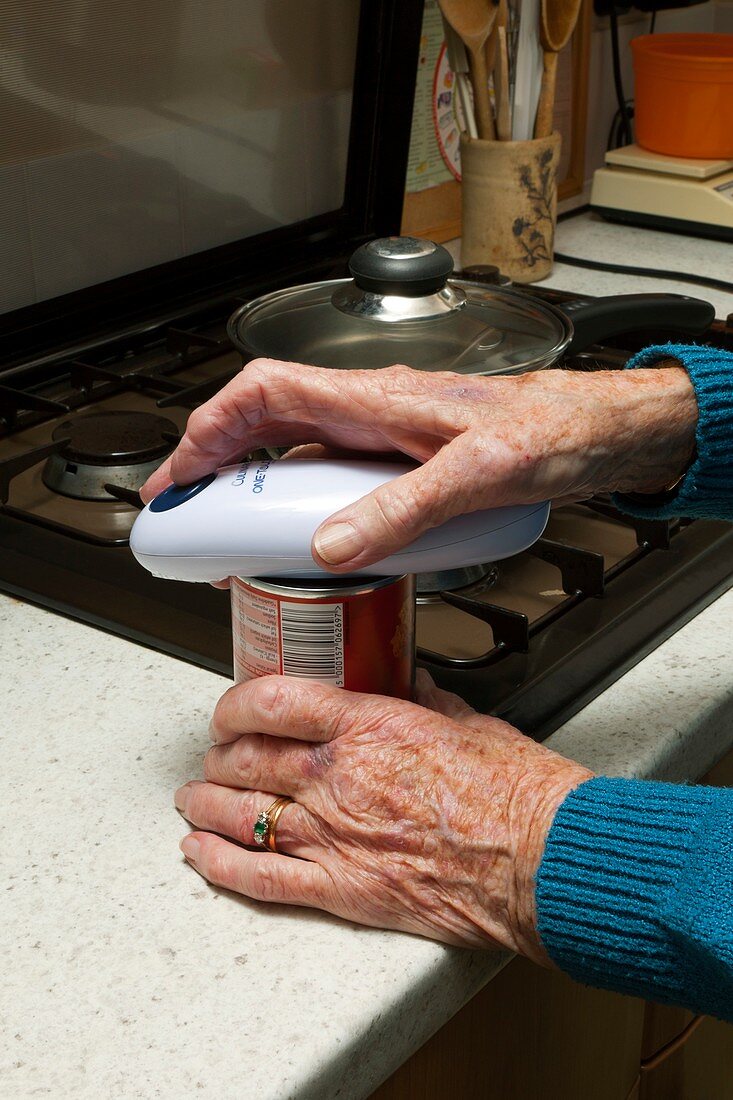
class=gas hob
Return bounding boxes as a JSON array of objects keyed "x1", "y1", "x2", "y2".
[{"x1": 2, "y1": 283, "x2": 732, "y2": 738}]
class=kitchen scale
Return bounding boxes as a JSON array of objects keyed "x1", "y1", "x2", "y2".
[{"x1": 590, "y1": 143, "x2": 733, "y2": 242}]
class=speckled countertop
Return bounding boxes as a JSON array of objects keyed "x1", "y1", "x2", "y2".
[
  {"x1": 541, "y1": 209, "x2": 733, "y2": 319},
  {"x1": 2, "y1": 218, "x2": 733, "y2": 1099},
  {"x1": 447, "y1": 209, "x2": 733, "y2": 319}
]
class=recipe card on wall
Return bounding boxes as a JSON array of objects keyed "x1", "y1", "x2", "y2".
[{"x1": 401, "y1": 0, "x2": 462, "y2": 243}]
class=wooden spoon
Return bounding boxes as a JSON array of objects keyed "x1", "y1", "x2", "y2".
[
  {"x1": 489, "y1": 0, "x2": 511, "y2": 141},
  {"x1": 533, "y1": 0, "x2": 583, "y2": 139},
  {"x1": 494, "y1": 25, "x2": 512, "y2": 141},
  {"x1": 439, "y1": 0, "x2": 500, "y2": 140}
]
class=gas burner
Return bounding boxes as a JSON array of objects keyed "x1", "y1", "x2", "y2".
[
  {"x1": 416, "y1": 565, "x2": 499, "y2": 605},
  {"x1": 42, "y1": 411, "x2": 178, "y2": 501}
]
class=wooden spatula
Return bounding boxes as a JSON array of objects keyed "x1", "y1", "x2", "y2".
[
  {"x1": 533, "y1": 0, "x2": 583, "y2": 139},
  {"x1": 439, "y1": 0, "x2": 500, "y2": 140}
]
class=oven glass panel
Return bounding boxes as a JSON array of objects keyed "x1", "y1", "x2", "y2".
[{"x1": 0, "y1": 0, "x2": 360, "y2": 313}]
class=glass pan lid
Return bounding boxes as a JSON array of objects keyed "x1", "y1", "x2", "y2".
[{"x1": 228, "y1": 279, "x2": 571, "y2": 376}]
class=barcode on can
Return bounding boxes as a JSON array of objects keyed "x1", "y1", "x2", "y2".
[{"x1": 279, "y1": 601, "x2": 345, "y2": 686}]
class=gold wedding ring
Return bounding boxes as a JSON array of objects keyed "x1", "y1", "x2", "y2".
[{"x1": 253, "y1": 796, "x2": 294, "y2": 854}]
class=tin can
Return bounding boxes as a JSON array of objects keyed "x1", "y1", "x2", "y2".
[{"x1": 231, "y1": 575, "x2": 416, "y2": 698}]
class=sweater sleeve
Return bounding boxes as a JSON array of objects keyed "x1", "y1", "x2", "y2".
[
  {"x1": 612, "y1": 343, "x2": 733, "y2": 522},
  {"x1": 535, "y1": 777, "x2": 733, "y2": 1022},
  {"x1": 536, "y1": 345, "x2": 733, "y2": 1019}
]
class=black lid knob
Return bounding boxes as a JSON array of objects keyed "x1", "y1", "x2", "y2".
[{"x1": 349, "y1": 237, "x2": 454, "y2": 297}]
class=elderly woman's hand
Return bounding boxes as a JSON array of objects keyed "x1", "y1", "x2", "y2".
[
  {"x1": 174, "y1": 672, "x2": 592, "y2": 960},
  {"x1": 141, "y1": 359, "x2": 696, "y2": 572}
]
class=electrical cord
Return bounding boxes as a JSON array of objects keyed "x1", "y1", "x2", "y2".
[
  {"x1": 553, "y1": 252, "x2": 733, "y2": 296},
  {"x1": 607, "y1": 100, "x2": 635, "y2": 152},
  {"x1": 609, "y1": 7, "x2": 634, "y2": 147},
  {"x1": 606, "y1": 4, "x2": 657, "y2": 152}
]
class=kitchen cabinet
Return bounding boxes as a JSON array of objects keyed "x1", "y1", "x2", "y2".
[
  {"x1": 370, "y1": 748, "x2": 733, "y2": 1100},
  {"x1": 638, "y1": 1014, "x2": 733, "y2": 1100},
  {"x1": 370, "y1": 954, "x2": 645, "y2": 1100}
]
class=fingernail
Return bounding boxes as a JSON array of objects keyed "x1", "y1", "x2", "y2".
[
  {"x1": 180, "y1": 836, "x2": 200, "y2": 863},
  {"x1": 208, "y1": 719, "x2": 217, "y2": 743},
  {"x1": 174, "y1": 783, "x2": 190, "y2": 812},
  {"x1": 314, "y1": 521, "x2": 362, "y2": 565}
]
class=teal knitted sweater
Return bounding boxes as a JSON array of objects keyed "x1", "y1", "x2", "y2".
[{"x1": 535, "y1": 344, "x2": 733, "y2": 1022}]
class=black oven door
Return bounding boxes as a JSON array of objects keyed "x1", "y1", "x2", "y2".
[{"x1": 0, "y1": 0, "x2": 424, "y2": 367}]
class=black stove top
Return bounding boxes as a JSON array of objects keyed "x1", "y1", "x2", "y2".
[{"x1": 1, "y1": 279, "x2": 732, "y2": 739}]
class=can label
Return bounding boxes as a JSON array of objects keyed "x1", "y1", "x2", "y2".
[{"x1": 231, "y1": 576, "x2": 415, "y2": 699}]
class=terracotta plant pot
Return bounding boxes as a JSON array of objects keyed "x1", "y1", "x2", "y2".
[{"x1": 460, "y1": 131, "x2": 561, "y2": 283}]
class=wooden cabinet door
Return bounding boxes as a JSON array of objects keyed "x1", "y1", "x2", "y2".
[
  {"x1": 370, "y1": 954, "x2": 644, "y2": 1100},
  {"x1": 639, "y1": 1015, "x2": 733, "y2": 1100}
]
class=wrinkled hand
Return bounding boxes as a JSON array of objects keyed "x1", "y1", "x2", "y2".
[
  {"x1": 174, "y1": 672, "x2": 592, "y2": 960},
  {"x1": 141, "y1": 358, "x2": 696, "y2": 572}
]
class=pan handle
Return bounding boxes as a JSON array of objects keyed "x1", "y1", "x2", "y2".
[{"x1": 561, "y1": 293, "x2": 715, "y2": 356}]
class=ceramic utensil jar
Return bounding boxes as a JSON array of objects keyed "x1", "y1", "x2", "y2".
[{"x1": 460, "y1": 130, "x2": 561, "y2": 283}]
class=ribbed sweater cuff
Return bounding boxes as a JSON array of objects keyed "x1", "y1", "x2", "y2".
[
  {"x1": 612, "y1": 343, "x2": 733, "y2": 521},
  {"x1": 535, "y1": 776, "x2": 732, "y2": 1015}
]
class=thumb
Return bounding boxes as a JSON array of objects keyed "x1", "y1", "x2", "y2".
[
  {"x1": 414, "y1": 669, "x2": 479, "y2": 722},
  {"x1": 312, "y1": 442, "x2": 480, "y2": 571}
]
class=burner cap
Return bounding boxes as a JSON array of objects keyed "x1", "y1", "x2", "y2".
[
  {"x1": 52, "y1": 411, "x2": 178, "y2": 465},
  {"x1": 43, "y1": 410, "x2": 180, "y2": 501},
  {"x1": 416, "y1": 565, "x2": 498, "y2": 604}
]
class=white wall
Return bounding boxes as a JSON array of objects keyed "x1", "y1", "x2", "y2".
[{"x1": 584, "y1": 1, "x2": 724, "y2": 185}]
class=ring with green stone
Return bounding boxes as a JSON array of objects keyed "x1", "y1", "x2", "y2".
[{"x1": 253, "y1": 796, "x2": 294, "y2": 853}]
